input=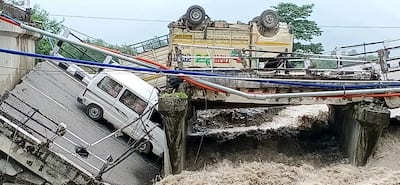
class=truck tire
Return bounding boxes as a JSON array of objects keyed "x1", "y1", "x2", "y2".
[
  {"x1": 138, "y1": 140, "x2": 152, "y2": 154},
  {"x1": 186, "y1": 5, "x2": 206, "y2": 25},
  {"x1": 167, "y1": 76, "x2": 183, "y2": 89},
  {"x1": 260, "y1": 9, "x2": 278, "y2": 29},
  {"x1": 86, "y1": 104, "x2": 103, "y2": 121}
]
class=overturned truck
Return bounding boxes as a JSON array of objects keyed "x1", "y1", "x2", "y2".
[{"x1": 168, "y1": 5, "x2": 294, "y2": 69}]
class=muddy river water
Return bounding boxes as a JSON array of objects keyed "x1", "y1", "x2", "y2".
[{"x1": 156, "y1": 105, "x2": 400, "y2": 185}]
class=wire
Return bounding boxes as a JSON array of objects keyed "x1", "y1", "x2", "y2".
[
  {"x1": 2, "y1": 127, "x2": 18, "y2": 177},
  {"x1": 320, "y1": 25, "x2": 400, "y2": 29},
  {"x1": 0, "y1": 73, "x2": 81, "y2": 76},
  {"x1": 47, "y1": 14, "x2": 400, "y2": 29},
  {"x1": 50, "y1": 14, "x2": 171, "y2": 23},
  {"x1": 3, "y1": 48, "x2": 400, "y2": 91},
  {"x1": 0, "y1": 64, "x2": 63, "y2": 72},
  {"x1": 64, "y1": 26, "x2": 98, "y2": 41},
  {"x1": 0, "y1": 64, "x2": 90, "y2": 76},
  {"x1": 0, "y1": 48, "x2": 221, "y2": 76}
]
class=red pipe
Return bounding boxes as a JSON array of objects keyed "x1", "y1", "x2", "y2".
[
  {"x1": 83, "y1": 44, "x2": 224, "y2": 92},
  {"x1": 135, "y1": 56, "x2": 224, "y2": 92},
  {"x1": 0, "y1": 16, "x2": 20, "y2": 26},
  {"x1": 135, "y1": 56, "x2": 168, "y2": 69}
]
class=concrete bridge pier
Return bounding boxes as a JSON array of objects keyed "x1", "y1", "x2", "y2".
[
  {"x1": 331, "y1": 102, "x2": 390, "y2": 166},
  {"x1": 158, "y1": 92, "x2": 188, "y2": 175},
  {"x1": 0, "y1": 21, "x2": 41, "y2": 96}
]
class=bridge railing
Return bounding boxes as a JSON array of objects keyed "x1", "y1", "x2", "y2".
[
  {"x1": 128, "y1": 34, "x2": 169, "y2": 54},
  {"x1": 335, "y1": 39, "x2": 400, "y2": 61},
  {"x1": 0, "y1": 90, "x2": 156, "y2": 180},
  {"x1": 0, "y1": 92, "x2": 106, "y2": 174}
]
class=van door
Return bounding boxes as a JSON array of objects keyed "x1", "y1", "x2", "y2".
[
  {"x1": 113, "y1": 89, "x2": 149, "y2": 139},
  {"x1": 92, "y1": 75, "x2": 123, "y2": 124}
]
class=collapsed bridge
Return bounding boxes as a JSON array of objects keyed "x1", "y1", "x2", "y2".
[{"x1": 0, "y1": 3, "x2": 400, "y2": 183}]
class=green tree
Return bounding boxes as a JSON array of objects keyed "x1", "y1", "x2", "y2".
[
  {"x1": 31, "y1": 4, "x2": 63, "y2": 54},
  {"x1": 5, "y1": 0, "x2": 63, "y2": 54},
  {"x1": 273, "y1": 3, "x2": 323, "y2": 54},
  {"x1": 6, "y1": 0, "x2": 135, "y2": 60}
]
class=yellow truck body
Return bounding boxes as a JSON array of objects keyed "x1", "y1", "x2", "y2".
[{"x1": 169, "y1": 21, "x2": 293, "y2": 69}]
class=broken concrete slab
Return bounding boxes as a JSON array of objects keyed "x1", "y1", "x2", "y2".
[
  {"x1": 0, "y1": 116, "x2": 100, "y2": 184},
  {"x1": 0, "y1": 159, "x2": 23, "y2": 176}
]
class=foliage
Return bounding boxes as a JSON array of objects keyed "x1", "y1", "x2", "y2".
[
  {"x1": 31, "y1": 5, "x2": 64, "y2": 55},
  {"x1": 5, "y1": 0, "x2": 155, "y2": 63},
  {"x1": 120, "y1": 44, "x2": 137, "y2": 56},
  {"x1": 5, "y1": 1, "x2": 63, "y2": 54},
  {"x1": 293, "y1": 42, "x2": 323, "y2": 54},
  {"x1": 59, "y1": 39, "x2": 112, "y2": 64},
  {"x1": 273, "y1": 3, "x2": 323, "y2": 54},
  {"x1": 30, "y1": 5, "x2": 63, "y2": 34}
]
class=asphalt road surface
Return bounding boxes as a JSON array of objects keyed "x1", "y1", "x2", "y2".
[{"x1": 0, "y1": 61, "x2": 160, "y2": 185}]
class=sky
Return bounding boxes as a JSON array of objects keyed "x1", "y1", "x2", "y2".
[{"x1": 27, "y1": 0, "x2": 400, "y2": 53}]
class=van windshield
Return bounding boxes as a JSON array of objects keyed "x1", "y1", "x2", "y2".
[
  {"x1": 150, "y1": 109, "x2": 163, "y2": 129},
  {"x1": 119, "y1": 90, "x2": 148, "y2": 115},
  {"x1": 97, "y1": 76, "x2": 122, "y2": 98}
]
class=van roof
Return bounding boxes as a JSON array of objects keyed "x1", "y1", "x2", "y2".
[{"x1": 102, "y1": 69, "x2": 159, "y2": 106}]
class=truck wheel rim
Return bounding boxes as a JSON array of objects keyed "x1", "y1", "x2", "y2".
[
  {"x1": 190, "y1": 10, "x2": 202, "y2": 21},
  {"x1": 265, "y1": 14, "x2": 275, "y2": 24}
]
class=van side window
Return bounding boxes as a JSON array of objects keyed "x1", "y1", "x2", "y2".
[
  {"x1": 97, "y1": 76, "x2": 123, "y2": 98},
  {"x1": 119, "y1": 90, "x2": 148, "y2": 115}
]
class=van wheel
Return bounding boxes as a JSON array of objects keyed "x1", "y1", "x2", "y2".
[
  {"x1": 138, "y1": 140, "x2": 152, "y2": 154},
  {"x1": 86, "y1": 104, "x2": 103, "y2": 121}
]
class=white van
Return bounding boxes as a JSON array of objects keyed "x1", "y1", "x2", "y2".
[{"x1": 77, "y1": 69, "x2": 165, "y2": 157}]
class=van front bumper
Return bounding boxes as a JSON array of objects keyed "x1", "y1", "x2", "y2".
[{"x1": 77, "y1": 97, "x2": 83, "y2": 103}]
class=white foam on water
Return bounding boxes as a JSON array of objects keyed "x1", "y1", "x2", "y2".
[{"x1": 156, "y1": 105, "x2": 400, "y2": 185}]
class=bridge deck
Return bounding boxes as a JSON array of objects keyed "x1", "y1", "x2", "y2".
[
  {"x1": 0, "y1": 62, "x2": 159, "y2": 185},
  {"x1": 184, "y1": 69, "x2": 383, "y2": 107}
]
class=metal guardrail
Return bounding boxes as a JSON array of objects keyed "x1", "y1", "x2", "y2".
[
  {"x1": 128, "y1": 34, "x2": 169, "y2": 54},
  {"x1": 335, "y1": 39, "x2": 400, "y2": 60},
  {"x1": 0, "y1": 92, "x2": 105, "y2": 173},
  {"x1": 0, "y1": 91, "x2": 157, "y2": 180}
]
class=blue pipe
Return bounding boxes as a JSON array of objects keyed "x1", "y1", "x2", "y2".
[
  {"x1": 0, "y1": 14, "x2": 21, "y2": 26},
  {"x1": 1, "y1": 48, "x2": 400, "y2": 90},
  {"x1": 0, "y1": 48, "x2": 220, "y2": 77}
]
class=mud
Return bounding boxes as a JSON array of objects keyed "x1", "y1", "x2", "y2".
[{"x1": 155, "y1": 105, "x2": 400, "y2": 185}]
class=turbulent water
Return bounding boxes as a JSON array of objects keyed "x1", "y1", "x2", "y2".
[{"x1": 155, "y1": 105, "x2": 400, "y2": 185}]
